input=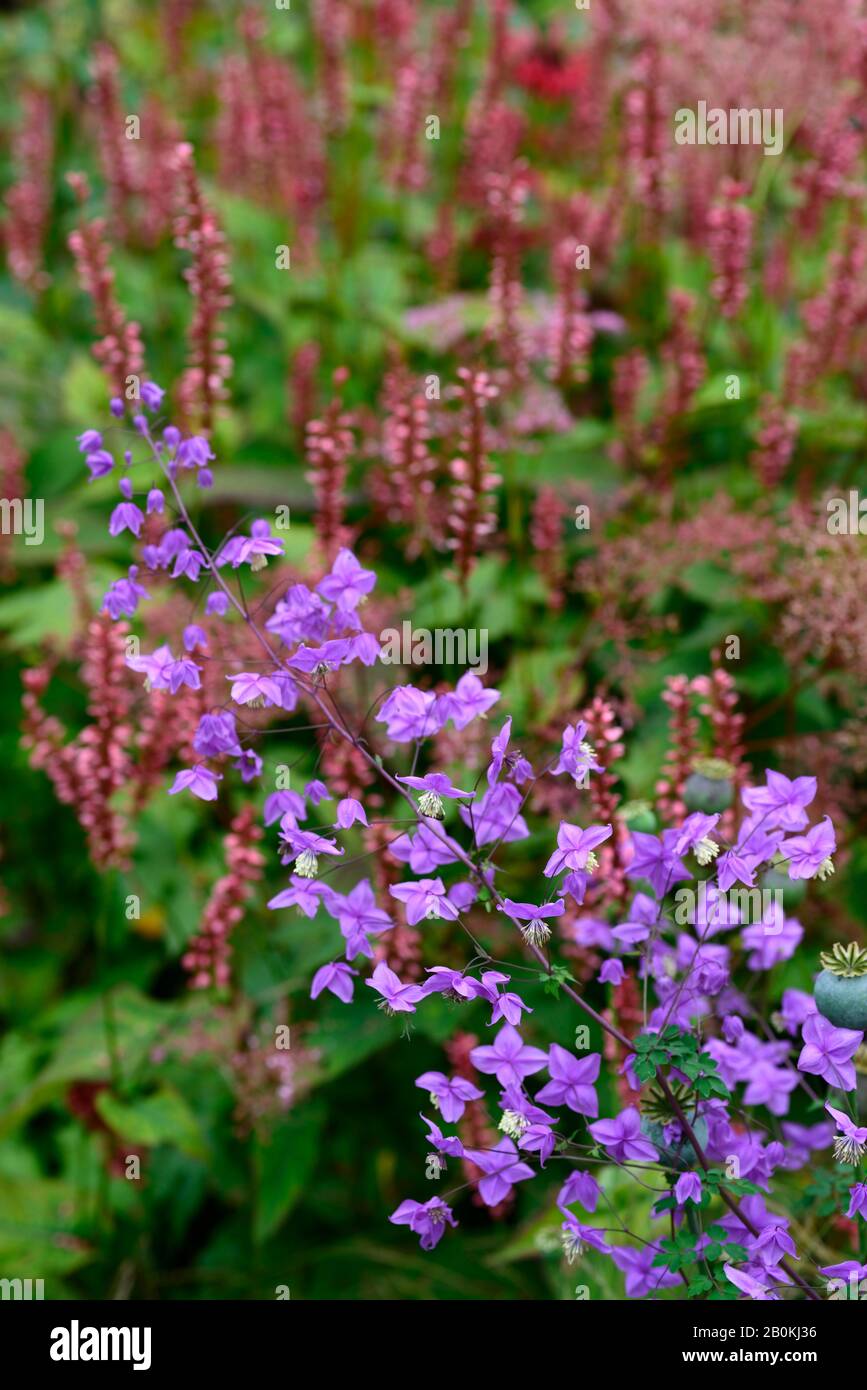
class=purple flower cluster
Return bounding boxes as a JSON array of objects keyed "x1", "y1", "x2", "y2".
[{"x1": 86, "y1": 389, "x2": 862, "y2": 1303}]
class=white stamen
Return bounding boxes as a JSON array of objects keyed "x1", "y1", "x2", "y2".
[
  {"x1": 520, "y1": 919, "x2": 552, "y2": 947},
  {"x1": 294, "y1": 849, "x2": 319, "y2": 879},
  {"x1": 418, "y1": 790, "x2": 445, "y2": 820},
  {"x1": 695, "y1": 836, "x2": 720, "y2": 866},
  {"x1": 499, "y1": 1109, "x2": 529, "y2": 1139}
]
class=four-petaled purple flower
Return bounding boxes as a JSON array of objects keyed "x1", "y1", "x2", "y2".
[
  {"x1": 389, "y1": 1196, "x2": 457, "y2": 1250},
  {"x1": 798, "y1": 1013, "x2": 862, "y2": 1092},
  {"x1": 470, "y1": 1024, "x2": 548, "y2": 1088},
  {"x1": 779, "y1": 816, "x2": 836, "y2": 880},
  {"x1": 544, "y1": 822, "x2": 612, "y2": 879},
  {"x1": 389, "y1": 877, "x2": 459, "y2": 924},
  {"x1": 536, "y1": 1046, "x2": 600, "y2": 1116},
  {"x1": 311, "y1": 961, "x2": 357, "y2": 1003},
  {"x1": 589, "y1": 1107, "x2": 658, "y2": 1163},
  {"x1": 742, "y1": 771, "x2": 817, "y2": 830},
  {"x1": 415, "y1": 1071, "x2": 483, "y2": 1123},
  {"x1": 365, "y1": 962, "x2": 425, "y2": 1014},
  {"x1": 463, "y1": 1137, "x2": 534, "y2": 1206},
  {"x1": 168, "y1": 765, "x2": 222, "y2": 801}
]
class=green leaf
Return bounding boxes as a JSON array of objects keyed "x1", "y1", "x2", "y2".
[
  {"x1": 253, "y1": 1100, "x2": 326, "y2": 1243},
  {"x1": 687, "y1": 1277, "x2": 713, "y2": 1296},
  {"x1": 95, "y1": 1085, "x2": 207, "y2": 1160}
]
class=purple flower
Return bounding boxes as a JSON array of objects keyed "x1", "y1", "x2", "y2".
[
  {"x1": 486, "y1": 717, "x2": 512, "y2": 787},
  {"x1": 742, "y1": 771, "x2": 817, "y2": 830},
  {"x1": 420, "y1": 967, "x2": 484, "y2": 1002},
  {"x1": 544, "y1": 821, "x2": 612, "y2": 878},
  {"x1": 77, "y1": 429, "x2": 102, "y2": 452},
  {"x1": 589, "y1": 1107, "x2": 658, "y2": 1163},
  {"x1": 263, "y1": 789, "x2": 306, "y2": 826},
  {"x1": 626, "y1": 829, "x2": 690, "y2": 897},
  {"x1": 170, "y1": 547, "x2": 205, "y2": 582},
  {"x1": 551, "y1": 721, "x2": 602, "y2": 783},
  {"x1": 268, "y1": 876, "x2": 330, "y2": 917},
  {"x1": 599, "y1": 959, "x2": 625, "y2": 985},
  {"x1": 216, "y1": 520, "x2": 284, "y2": 571},
  {"x1": 304, "y1": 779, "x2": 331, "y2": 805},
  {"x1": 675, "y1": 1173, "x2": 702, "y2": 1206},
  {"x1": 798, "y1": 1013, "x2": 863, "y2": 1091},
  {"x1": 109, "y1": 498, "x2": 145, "y2": 538},
  {"x1": 751, "y1": 1222, "x2": 796, "y2": 1267},
  {"x1": 536, "y1": 1046, "x2": 600, "y2": 1116},
  {"x1": 459, "y1": 783, "x2": 529, "y2": 846},
  {"x1": 724, "y1": 1265, "x2": 779, "y2": 1301},
  {"x1": 825, "y1": 1103, "x2": 867, "y2": 1165},
  {"x1": 234, "y1": 749, "x2": 263, "y2": 783},
  {"x1": 672, "y1": 812, "x2": 720, "y2": 859},
  {"x1": 557, "y1": 1171, "x2": 601, "y2": 1214},
  {"x1": 146, "y1": 488, "x2": 163, "y2": 514},
  {"x1": 415, "y1": 1071, "x2": 483, "y2": 1123},
  {"x1": 365, "y1": 961, "x2": 424, "y2": 1014},
  {"x1": 280, "y1": 827, "x2": 343, "y2": 877},
  {"x1": 612, "y1": 892, "x2": 660, "y2": 946},
  {"x1": 398, "y1": 772, "x2": 473, "y2": 819},
  {"x1": 287, "y1": 639, "x2": 353, "y2": 674},
  {"x1": 742, "y1": 1062, "x2": 798, "y2": 1116},
  {"x1": 439, "y1": 672, "x2": 500, "y2": 730},
  {"x1": 329, "y1": 879, "x2": 392, "y2": 958},
  {"x1": 421, "y1": 1115, "x2": 465, "y2": 1158},
  {"x1": 562, "y1": 1216, "x2": 612, "y2": 1259},
  {"x1": 102, "y1": 566, "x2": 148, "y2": 619},
  {"x1": 717, "y1": 849, "x2": 757, "y2": 892},
  {"x1": 389, "y1": 822, "x2": 461, "y2": 874},
  {"x1": 389, "y1": 877, "x2": 459, "y2": 925},
  {"x1": 741, "y1": 907, "x2": 803, "y2": 970},
  {"x1": 168, "y1": 765, "x2": 222, "y2": 801},
  {"x1": 847, "y1": 1184, "x2": 867, "y2": 1221},
  {"x1": 226, "y1": 671, "x2": 283, "y2": 708},
  {"x1": 471, "y1": 1024, "x2": 548, "y2": 1088},
  {"x1": 140, "y1": 381, "x2": 165, "y2": 411},
  {"x1": 474, "y1": 971, "x2": 532, "y2": 1026},
  {"x1": 311, "y1": 961, "x2": 357, "y2": 1003},
  {"x1": 389, "y1": 1196, "x2": 457, "y2": 1250},
  {"x1": 86, "y1": 448, "x2": 115, "y2": 480},
  {"x1": 778, "y1": 987, "x2": 816, "y2": 1036},
  {"x1": 819, "y1": 1259, "x2": 867, "y2": 1287},
  {"x1": 183, "y1": 624, "x2": 208, "y2": 652},
  {"x1": 463, "y1": 1137, "x2": 534, "y2": 1206},
  {"x1": 497, "y1": 897, "x2": 565, "y2": 947},
  {"x1": 316, "y1": 548, "x2": 376, "y2": 609},
  {"x1": 194, "y1": 712, "x2": 241, "y2": 758},
  {"x1": 376, "y1": 686, "x2": 444, "y2": 742},
  {"x1": 610, "y1": 1243, "x2": 680, "y2": 1298},
  {"x1": 335, "y1": 797, "x2": 368, "y2": 829},
  {"x1": 779, "y1": 816, "x2": 836, "y2": 880},
  {"x1": 519, "y1": 1122, "x2": 556, "y2": 1165},
  {"x1": 176, "y1": 435, "x2": 214, "y2": 469},
  {"x1": 205, "y1": 591, "x2": 230, "y2": 617}
]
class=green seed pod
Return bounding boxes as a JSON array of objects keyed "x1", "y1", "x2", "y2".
[
  {"x1": 814, "y1": 944, "x2": 867, "y2": 1031},
  {"x1": 683, "y1": 757, "x2": 735, "y2": 814}
]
